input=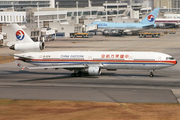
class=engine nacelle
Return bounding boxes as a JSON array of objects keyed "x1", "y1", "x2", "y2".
[
  {"x1": 124, "y1": 29, "x2": 131, "y2": 33},
  {"x1": 111, "y1": 29, "x2": 118, "y2": 34},
  {"x1": 158, "y1": 23, "x2": 164, "y2": 27},
  {"x1": 9, "y1": 42, "x2": 45, "y2": 52},
  {"x1": 88, "y1": 66, "x2": 101, "y2": 76}
]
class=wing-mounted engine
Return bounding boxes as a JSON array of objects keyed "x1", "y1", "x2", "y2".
[
  {"x1": 88, "y1": 66, "x2": 101, "y2": 75},
  {"x1": 9, "y1": 42, "x2": 45, "y2": 52}
]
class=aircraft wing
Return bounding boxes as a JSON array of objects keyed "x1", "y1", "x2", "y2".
[
  {"x1": 28, "y1": 64, "x2": 87, "y2": 69},
  {"x1": 142, "y1": 24, "x2": 154, "y2": 29},
  {"x1": 15, "y1": 61, "x2": 103, "y2": 70},
  {"x1": 103, "y1": 28, "x2": 143, "y2": 34}
]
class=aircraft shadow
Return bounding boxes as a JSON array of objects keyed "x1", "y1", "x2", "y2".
[
  {"x1": 101, "y1": 73, "x2": 168, "y2": 78},
  {"x1": 1, "y1": 70, "x2": 168, "y2": 83}
]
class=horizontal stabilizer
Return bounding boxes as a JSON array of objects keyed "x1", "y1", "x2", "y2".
[{"x1": 15, "y1": 61, "x2": 26, "y2": 70}]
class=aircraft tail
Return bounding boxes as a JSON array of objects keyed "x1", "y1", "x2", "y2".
[
  {"x1": 10, "y1": 24, "x2": 33, "y2": 43},
  {"x1": 140, "y1": 7, "x2": 160, "y2": 24},
  {"x1": 9, "y1": 24, "x2": 44, "y2": 52}
]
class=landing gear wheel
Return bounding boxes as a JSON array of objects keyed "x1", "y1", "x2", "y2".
[
  {"x1": 71, "y1": 73, "x2": 76, "y2": 77},
  {"x1": 77, "y1": 71, "x2": 83, "y2": 77},
  {"x1": 149, "y1": 72, "x2": 154, "y2": 77},
  {"x1": 71, "y1": 71, "x2": 83, "y2": 77}
]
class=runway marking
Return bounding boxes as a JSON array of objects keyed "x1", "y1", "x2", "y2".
[
  {"x1": 0, "y1": 86, "x2": 12, "y2": 88},
  {"x1": 171, "y1": 89, "x2": 180, "y2": 103},
  {"x1": 92, "y1": 87, "x2": 119, "y2": 103}
]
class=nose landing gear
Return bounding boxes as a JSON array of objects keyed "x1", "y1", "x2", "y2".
[{"x1": 149, "y1": 70, "x2": 154, "y2": 77}]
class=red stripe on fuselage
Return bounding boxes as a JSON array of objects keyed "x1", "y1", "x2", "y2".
[{"x1": 30, "y1": 59, "x2": 177, "y2": 64}]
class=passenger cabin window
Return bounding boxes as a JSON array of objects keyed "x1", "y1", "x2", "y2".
[{"x1": 166, "y1": 57, "x2": 175, "y2": 60}]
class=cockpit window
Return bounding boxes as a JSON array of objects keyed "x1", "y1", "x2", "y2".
[{"x1": 166, "y1": 57, "x2": 175, "y2": 60}]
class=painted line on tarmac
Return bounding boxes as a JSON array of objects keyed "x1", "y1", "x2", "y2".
[
  {"x1": 172, "y1": 89, "x2": 180, "y2": 103},
  {"x1": 0, "y1": 82, "x2": 179, "y2": 90}
]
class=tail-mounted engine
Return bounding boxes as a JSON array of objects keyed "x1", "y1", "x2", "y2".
[{"x1": 9, "y1": 42, "x2": 45, "y2": 52}]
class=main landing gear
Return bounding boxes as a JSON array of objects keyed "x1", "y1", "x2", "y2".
[
  {"x1": 149, "y1": 70, "x2": 154, "y2": 77},
  {"x1": 71, "y1": 70, "x2": 83, "y2": 77}
]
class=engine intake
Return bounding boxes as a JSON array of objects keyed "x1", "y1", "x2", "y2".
[{"x1": 88, "y1": 66, "x2": 101, "y2": 76}]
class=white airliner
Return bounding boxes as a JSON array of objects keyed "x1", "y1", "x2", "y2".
[{"x1": 10, "y1": 24, "x2": 177, "y2": 77}]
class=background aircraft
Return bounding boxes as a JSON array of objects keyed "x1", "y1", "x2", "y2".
[
  {"x1": 10, "y1": 24, "x2": 176, "y2": 77},
  {"x1": 87, "y1": 7, "x2": 160, "y2": 36},
  {"x1": 155, "y1": 18, "x2": 180, "y2": 28}
]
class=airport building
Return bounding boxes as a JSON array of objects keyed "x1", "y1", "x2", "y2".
[
  {"x1": 0, "y1": 0, "x2": 154, "y2": 9},
  {"x1": 0, "y1": 0, "x2": 179, "y2": 46},
  {"x1": 154, "y1": 0, "x2": 180, "y2": 10},
  {"x1": 0, "y1": 0, "x2": 53, "y2": 8}
]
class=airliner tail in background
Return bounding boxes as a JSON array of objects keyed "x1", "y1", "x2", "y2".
[{"x1": 140, "y1": 7, "x2": 160, "y2": 24}]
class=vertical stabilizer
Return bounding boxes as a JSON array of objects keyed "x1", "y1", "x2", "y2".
[
  {"x1": 140, "y1": 7, "x2": 160, "y2": 24},
  {"x1": 10, "y1": 24, "x2": 33, "y2": 43},
  {"x1": 9, "y1": 24, "x2": 44, "y2": 52}
]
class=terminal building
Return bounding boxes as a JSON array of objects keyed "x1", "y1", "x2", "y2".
[
  {"x1": 0, "y1": 0, "x2": 154, "y2": 9},
  {"x1": 0, "y1": 0, "x2": 179, "y2": 46},
  {"x1": 0, "y1": 0, "x2": 53, "y2": 8}
]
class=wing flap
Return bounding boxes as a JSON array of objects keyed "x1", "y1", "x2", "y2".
[
  {"x1": 28, "y1": 64, "x2": 86, "y2": 69},
  {"x1": 15, "y1": 61, "x2": 104, "y2": 70},
  {"x1": 28, "y1": 63, "x2": 104, "y2": 69}
]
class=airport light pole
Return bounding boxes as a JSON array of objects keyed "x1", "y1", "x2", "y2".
[
  {"x1": 157, "y1": 0, "x2": 159, "y2": 8},
  {"x1": 168, "y1": 0, "x2": 169, "y2": 11},
  {"x1": 37, "y1": 2, "x2": 39, "y2": 28},
  {"x1": 130, "y1": 0, "x2": 132, "y2": 18},
  {"x1": 89, "y1": 0, "x2": 92, "y2": 19},
  {"x1": 56, "y1": 2, "x2": 59, "y2": 21},
  {"x1": 11, "y1": 2, "x2": 14, "y2": 23},
  {"x1": 105, "y1": 1, "x2": 107, "y2": 21},
  {"x1": 170, "y1": 0, "x2": 172, "y2": 12},
  {"x1": 146, "y1": 0, "x2": 148, "y2": 14},
  {"x1": 116, "y1": 1, "x2": 118, "y2": 17},
  {"x1": 176, "y1": 0, "x2": 178, "y2": 12},
  {"x1": 76, "y1": 1, "x2": 79, "y2": 24}
]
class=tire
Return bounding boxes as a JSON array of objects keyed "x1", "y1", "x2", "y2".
[
  {"x1": 149, "y1": 74, "x2": 154, "y2": 77},
  {"x1": 71, "y1": 73, "x2": 76, "y2": 77},
  {"x1": 77, "y1": 71, "x2": 83, "y2": 77}
]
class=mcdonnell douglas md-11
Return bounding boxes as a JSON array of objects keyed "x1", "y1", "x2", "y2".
[{"x1": 9, "y1": 24, "x2": 177, "y2": 77}]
